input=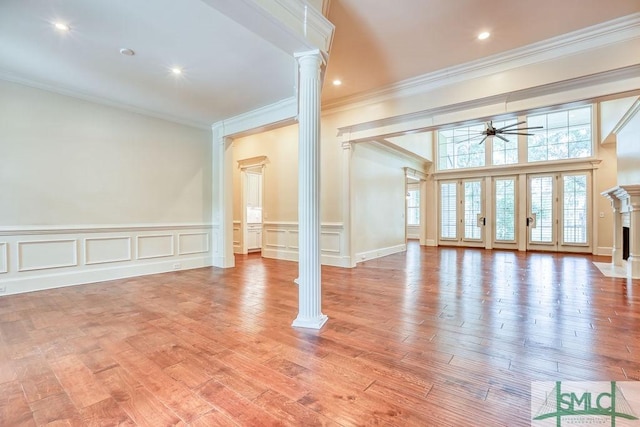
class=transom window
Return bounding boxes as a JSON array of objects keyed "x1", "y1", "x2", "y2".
[
  {"x1": 438, "y1": 124, "x2": 485, "y2": 170},
  {"x1": 527, "y1": 106, "x2": 592, "y2": 162},
  {"x1": 436, "y1": 105, "x2": 593, "y2": 172},
  {"x1": 491, "y1": 119, "x2": 518, "y2": 166}
]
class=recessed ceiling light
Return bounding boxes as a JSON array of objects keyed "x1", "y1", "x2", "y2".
[
  {"x1": 171, "y1": 67, "x2": 182, "y2": 75},
  {"x1": 119, "y1": 48, "x2": 135, "y2": 56},
  {"x1": 478, "y1": 31, "x2": 490, "y2": 40},
  {"x1": 332, "y1": 79, "x2": 342, "y2": 86},
  {"x1": 53, "y1": 22, "x2": 70, "y2": 32}
]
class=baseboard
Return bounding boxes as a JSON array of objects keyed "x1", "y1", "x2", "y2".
[
  {"x1": 0, "y1": 255, "x2": 211, "y2": 296},
  {"x1": 355, "y1": 244, "x2": 407, "y2": 264},
  {"x1": 426, "y1": 239, "x2": 437, "y2": 247},
  {"x1": 596, "y1": 246, "x2": 613, "y2": 256}
]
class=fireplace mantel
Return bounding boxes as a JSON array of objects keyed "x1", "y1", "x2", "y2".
[{"x1": 601, "y1": 185, "x2": 640, "y2": 279}]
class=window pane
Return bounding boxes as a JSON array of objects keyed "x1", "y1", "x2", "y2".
[
  {"x1": 527, "y1": 106, "x2": 592, "y2": 162},
  {"x1": 530, "y1": 177, "x2": 554, "y2": 243},
  {"x1": 464, "y1": 181, "x2": 482, "y2": 240},
  {"x1": 563, "y1": 175, "x2": 588, "y2": 244},
  {"x1": 407, "y1": 189, "x2": 420, "y2": 226},
  {"x1": 495, "y1": 179, "x2": 515, "y2": 241},
  {"x1": 440, "y1": 183, "x2": 457, "y2": 239},
  {"x1": 438, "y1": 124, "x2": 486, "y2": 170},
  {"x1": 491, "y1": 119, "x2": 518, "y2": 166}
]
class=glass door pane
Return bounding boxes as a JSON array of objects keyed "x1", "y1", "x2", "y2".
[
  {"x1": 529, "y1": 176, "x2": 555, "y2": 245},
  {"x1": 559, "y1": 172, "x2": 591, "y2": 253},
  {"x1": 440, "y1": 182, "x2": 457, "y2": 240},
  {"x1": 463, "y1": 181, "x2": 482, "y2": 240},
  {"x1": 495, "y1": 178, "x2": 516, "y2": 242}
]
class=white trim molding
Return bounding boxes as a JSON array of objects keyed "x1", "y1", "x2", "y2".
[
  {"x1": 0, "y1": 223, "x2": 212, "y2": 296},
  {"x1": 261, "y1": 221, "x2": 351, "y2": 267},
  {"x1": 355, "y1": 244, "x2": 407, "y2": 264}
]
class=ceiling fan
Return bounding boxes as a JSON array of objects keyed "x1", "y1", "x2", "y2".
[{"x1": 474, "y1": 120, "x2": 543, "y2": 144}]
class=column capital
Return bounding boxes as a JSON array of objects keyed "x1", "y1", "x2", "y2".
[{"x1": 294, "y1": 49, "x2": 326, "y2": 65}]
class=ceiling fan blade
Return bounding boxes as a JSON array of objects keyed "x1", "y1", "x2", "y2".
[
  {"x1": 496, "y1": 134, "x2": 509, "y2": 142},
  {"x1": 478, "y1": 135, "x2": 488, "y2": 145},
  {"x1": 512, "y1": 126, "x2": 543, "y2": 131},
  {"x1": 496, "y1": 121, "x2": 525, "y2": 131},
  {"x1": 500, "y1": 132, "x2": 536, "y2": 136}
]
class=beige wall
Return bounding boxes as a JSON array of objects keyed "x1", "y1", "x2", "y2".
[
  {"x1": 617, "y1": 113, "x2": 640, "y2": 186},
  {"x1": 352, "y1": 143, "x2": 407, "y2": 256},
  {"x1": 595, "y1": 141, "x2": 619, "y2": 252},
  {"x1": 231, "y1": 115, "x2": 344, "y2": 224},
  {"x1": 0, "y1": 80, "x2": 212, "y2": 226}
]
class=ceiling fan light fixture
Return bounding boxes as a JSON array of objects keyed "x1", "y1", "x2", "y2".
[{"x1": 478, "y1": 31, "x2": 490, "y2": 40}]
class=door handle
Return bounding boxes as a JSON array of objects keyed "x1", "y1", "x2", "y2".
[{"x1": 526, "y1": 214, "x2": 537, "y2": 228}]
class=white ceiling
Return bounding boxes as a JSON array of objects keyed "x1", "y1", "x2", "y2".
[
  {"x1": 1, "y1": 0, "x2": 639, "y2": 128},
  {"x1": 0, "y1": 0, "x2": 297, "y2": 128}
]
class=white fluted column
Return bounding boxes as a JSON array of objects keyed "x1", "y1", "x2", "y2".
[
  {"x1": 628, "y1": 193, "x2": 640, "y2": 278},
  {"x1": 212, "y1": 125, "x2": 235, "y2": 268},
  {"x1": 603, "y1": 194, "x2": 623, "y2": 266},
  {"x1": 292, "y1": 50, "x2": 327, "y2": 329}
]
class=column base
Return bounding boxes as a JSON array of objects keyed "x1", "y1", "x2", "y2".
[
  {"x1": 292, "y1": 314, "x2": 328, "y2": 330},
  {"x1": 627, "y1": 255, "x2": 640, "y2": 279},
  {"x1": 612, "y1": 248, "x2": 623, "y2": 266}
]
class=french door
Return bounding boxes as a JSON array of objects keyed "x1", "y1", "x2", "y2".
[
  {"x1": 492, "y1": 177, "x2": 518, "y2": 250},
  {"x1": 527, "y1": 172, "x2": 591, "y2": 253},
  {"x1": 439, "y1": 179, "x2": 485, "y2": 247}
]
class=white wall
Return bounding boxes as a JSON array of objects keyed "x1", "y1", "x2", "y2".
[{"x1": 0, "y1": 80, "x2": 213, "y2": 295}]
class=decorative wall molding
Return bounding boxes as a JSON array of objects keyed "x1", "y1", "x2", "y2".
[
  {"x1": 261, "y1": 221, "x2": 351, "y2": 267},
  {"x1": 0, "y1": 224, "x2": 212, "y2": 296},
  {"x1": 0, "y1": 243, "x2": 7, "y2": 274},
  {"x1": 178, "y1": 233, "x2": 210, "y2": 256},
  {"x1": 85, "y1": 236, "x2": 132, "y2": 265},
  {"x1": 0, "y1": 223, "x2": 212, "y2": 236},
  {"x1": 136, "y1": 234, "x2": 174, "y2": 260},
  {"x1": 18, "y1": 239, "x2": 78, "y2": 272}
]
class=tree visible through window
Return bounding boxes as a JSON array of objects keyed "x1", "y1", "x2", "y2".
[
  {"x1": 438, "y1": 124, "x2": 486, "y2": 170},
  {"x1": 528, "y1": 106, "x2": 592, "y2": 162}
]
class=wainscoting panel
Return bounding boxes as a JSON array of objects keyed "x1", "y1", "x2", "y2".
[
  {"x1": 85, "y1": 237, "x2": 131, "y2": 265},
  {"x1": 0, "y1": 224, "x2": 212, "y2": 296},
  {"x1": 233, "y1": 221, "x2": 242, "y2": 254},
  {"x1": 320, "y1": 232, "x2": 341, "y2": 254},
  {"x1": 178, "y1": 233, "x2": 209, "y2": 255},
  {"x1": 0, "y1": 243, "x2": 7, "y2": 274},
  {"x1": 262, "y1": 222, "x2": 351, "y2": 267},
  {"x1": 137, "y1": 234, "x2": 174, "y2": 260},
  {"x1": 18, "y1": 239, "x2": 78, "y2": 272},
  {"x1": 265, "y1": 228, "x2": 288, "y2": 249}
]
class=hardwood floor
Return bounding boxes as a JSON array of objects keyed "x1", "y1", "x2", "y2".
[{"x1": 1, "y1": 242, "x2": 639, "y2": 426}]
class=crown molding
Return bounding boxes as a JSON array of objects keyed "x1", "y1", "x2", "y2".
[
  {"x1": 611, "y1": 97, "x2": 640, "y2": 135},
  {"x1": 323, "y1": 13, "x2": 640, "y2": 112},
  {"x1": 0, "y1": 73, "x2": 212, "y2": 130},
  {"x1": 336, "y1": 64, "x2": 640, "y2": 142}
]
